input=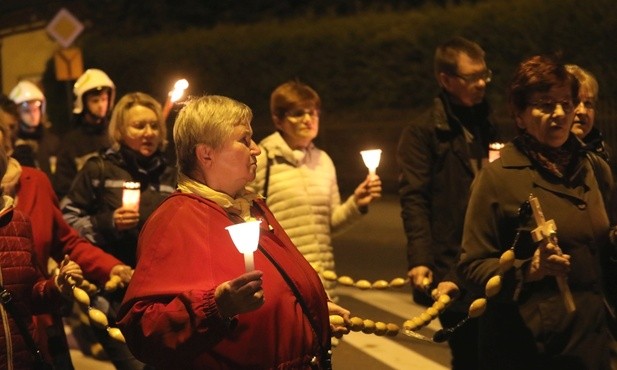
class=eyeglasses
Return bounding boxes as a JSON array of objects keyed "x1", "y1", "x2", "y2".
[
  {"x1": 529, "y1": 100, "x2": 574, "y2": 114},
  {"x1": 284, "y1": 108, "x2": 319, "y2": 123},
  {"x1": 453, "y1": 69, "x2": 492, "y2": 84}
]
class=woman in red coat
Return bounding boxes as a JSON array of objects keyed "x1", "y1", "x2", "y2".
[
  {"x1": 0, "y1": 142, "x2": 82, "y2": 370},
  {"x1": 118, "y1": 95, "x2": 350, "y2": 369},
  {"x1": 0, "y1": 100, "x2": 133, "y2": 369}
]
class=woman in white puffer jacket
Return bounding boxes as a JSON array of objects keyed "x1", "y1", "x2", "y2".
[{"x1": 248, "y1": 81, "x2": 382, "y2": 301}]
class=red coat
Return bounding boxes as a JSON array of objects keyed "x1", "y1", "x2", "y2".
[
  {"x1": 0, "y1": 205, "x2": 67, "y2": 370},
  {"x1": 17, "y1": 167, "x2": 121, "y2": 282},
  {"x1": 16, "y1": 166, "x2": 123, "y2": 364},
  {"x1": 118, "y1": 193, "x2": 331, "y2": 369}
]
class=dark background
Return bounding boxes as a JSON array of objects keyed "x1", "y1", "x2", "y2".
[{"x1": 2, "y1": 0, "x2": 616, "y2": 194}]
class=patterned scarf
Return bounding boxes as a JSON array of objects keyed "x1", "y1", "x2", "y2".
[
  {"x1": 177, "y1": 172, "x2": 261, "y2": 221},
  {"x1": 513, "y1": 133, "x2": 580, "y2": 179}
]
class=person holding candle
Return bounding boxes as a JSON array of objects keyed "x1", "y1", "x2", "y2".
[
  {"x1": 457, "y1": 55, "x2": 613, "y2": 369},
  {"x1": 61, "y1": 92, "x2": 176, "y2": 370},
  {"x1": 248, "y1": 80, "x2": 382, "y2": 301},
  {"x1": 118, "y1": 95, "x2": 351, "y2": 369},
  {"x1": 396, "y1": 36, "x2": 497, "y2": 369}
]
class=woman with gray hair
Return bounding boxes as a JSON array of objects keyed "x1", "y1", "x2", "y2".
[
  {"x1": 118, "y1": 95, "x2": 350, "y2": 370},
  {"x1": 61, "y1": 92, "x2": 177, "y2": 370}
]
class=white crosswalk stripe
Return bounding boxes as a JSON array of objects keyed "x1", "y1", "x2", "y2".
[{"x1": 332, "y1": 286, "x2": 451, "y2": 370}]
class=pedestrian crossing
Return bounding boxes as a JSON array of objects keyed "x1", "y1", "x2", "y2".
[{"x1": 331, "y1": 286, "x2": 451, "y2": 370}]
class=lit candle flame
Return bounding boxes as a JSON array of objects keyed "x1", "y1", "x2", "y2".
[{"x1": 169, "y1": 79, "x2": 189, "y2": 103}]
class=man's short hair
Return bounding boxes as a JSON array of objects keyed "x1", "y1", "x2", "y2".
[{"x1": 434, "y1": 36, "x2": 485, "y2": 81}]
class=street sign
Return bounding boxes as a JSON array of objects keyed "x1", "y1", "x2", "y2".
[
  {"x1": 54, "y1": 47, "x2": 83, "y2": 81},
  {"x1": 46, "y1": 8, "x2": 84, "y2": 48}
]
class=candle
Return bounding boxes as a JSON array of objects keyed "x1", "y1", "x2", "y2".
[
  {"x1": 360, "y1": 149, "x2": 382, "y2": 179},
  {"x1": 225, "y1": 220, "x2": 262, "y2": 272},
  {"x1": 488, "y1": 142, "x2": 505, "y2": 163},
  {"x1": 122, "y1": 182, "x2": 141, "y2": 212},
  {"x1": 162, "y1": 78, "x2": 189, "y2": 121}
]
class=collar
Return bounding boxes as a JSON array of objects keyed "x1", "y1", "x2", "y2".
[
  {"x1": 1, "y1": 158, "x2": 22, "y2": 198},
  {"x1": 177, "y1": 172, "x2": 262, "y2": 221},
  {"x1": 261, "y1": 131, "x2": 315, "y2": 166}
]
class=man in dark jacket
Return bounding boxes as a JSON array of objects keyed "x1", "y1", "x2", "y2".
[
  {"x1": 54, "y1": 69, "x2": 115, "y2": 198},
  {"x1": 396, "y1": 36, "x2": 498, "y2": 370}
]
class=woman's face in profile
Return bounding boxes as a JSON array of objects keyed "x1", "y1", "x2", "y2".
[
  {"x1": 122, "y1": 105, "x2": 161, "y2": 157},
  {"x1": 210, "y1": 124, "x2": 261, "y2": 196},
  {"x1": 516, "y1": 83, "x2": 575, "y2": 148}
]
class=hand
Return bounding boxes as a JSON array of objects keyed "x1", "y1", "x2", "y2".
[
  {"x1": 353, "y1": 175, "x2": 382, "y2": 208},
  {"x1": 109, "y1": 264, "x2": 133, "y2": 289},
  {"x1": 526, "y1": 241, "x2": 571, "y2": 282},
  {"x1": 215, "y1": 270, "x2": 265, "y2": 318},
  {"x1": 408, "y1": 266, "x2": 433, "y2": 291},
  {"x1": 431, "y1": 281, "x2": 459, "y2": 301},
  {"x1": 328, "y1": 301, "x2": 351, "y2": 338},
  {"x1": 56, "y1": 255, "x2": 83, "y2": 294},
  {"x1": 113, "y1": 207, "x2": 140, "y2": 231}
]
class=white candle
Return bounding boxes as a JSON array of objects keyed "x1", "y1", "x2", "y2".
[
  {"x1": 244, "y1": 253, "x2": 255, "y2": 272},
  {"x1": 122, "y1": 182, "x2": 141, "y2": 211},
  {"x1": 360, "y1": 149, "x2": 382, "y2": 180},
  {"x1": 225, "y1": 220, "x2": 262, "y2": 272}
]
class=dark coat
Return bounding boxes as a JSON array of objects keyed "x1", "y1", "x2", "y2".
[
  {"x1": 458, "y1": 141, "x2": 612, "y2": 370},
  {"x1": 53, "y1": 121, "x2": 110, "y2": 198},
  {"x1": 61, "y1": 147, "x2": 176, "y2": 267},
  {"x1": 396, "y1": 91, "x2": 497, "y2": 309}
]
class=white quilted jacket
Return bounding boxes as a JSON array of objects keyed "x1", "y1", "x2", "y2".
[{"x1": 248, "y1": 132, "x2": 363, "y2": 299}]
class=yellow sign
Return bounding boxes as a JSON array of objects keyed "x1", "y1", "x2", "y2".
[{"x1": 54, "y1": 47, "x2": 83, "y2": 81}]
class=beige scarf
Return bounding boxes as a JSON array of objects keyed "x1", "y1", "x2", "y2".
[
  {"x1": 2, "y1": 158, "x2": 22, "y2": 199},
  {"x1": 177, "y1": 173, "x2": 261, "y2": 221}
]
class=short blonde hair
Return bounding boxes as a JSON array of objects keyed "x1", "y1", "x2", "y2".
[
  {"x1": 565, "y1": 64, "x2": 599, "y2": 101},
  {"x1": 173, "y1": 95, "x2": 253, "y2": 175},
  {"x1": 108, "y1": 92, "x2": 167, "y2": 151}
]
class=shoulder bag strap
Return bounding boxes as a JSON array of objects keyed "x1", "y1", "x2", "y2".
[
  {"x1": 258, "y1": 245, "x2": 332, "y2": 369},
  {"x1": 262, "y1": 147, "x2": 272, "y2": 200},
  {"x1": 0, "y1": 284, "x2": 50, "y2": 367}
]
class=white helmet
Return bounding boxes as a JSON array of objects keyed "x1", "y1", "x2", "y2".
[
  {"x1": 73, "y1": 68, "x2": 116, "y2": 114},
  {"x1": 9, "y1": 80, "x2": 46, "y2": 114}
]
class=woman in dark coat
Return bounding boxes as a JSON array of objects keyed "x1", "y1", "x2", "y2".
[
  {"x1": 458, "y1": 55, "x2": 613, "y2": 370},
  {"x1": 61, "y1": 92, "x2": 177, "y2": 370}
]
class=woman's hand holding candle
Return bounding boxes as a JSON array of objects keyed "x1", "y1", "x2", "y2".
[
  {"x1": 215, "y1": 270, "x2": 265, "y2": 317},
  {"x1": 113, "y1": 207, "x2": 140, "y2": 231}
]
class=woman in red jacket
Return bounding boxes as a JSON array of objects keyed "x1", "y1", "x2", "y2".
[
  {"x1": 0, "y1": 142, "x2": 82, "y2": 370},
  {"x1": 0, "y1": 96, "x2": 133, "y2": 369},
  {"x1": 118, "y1": 95, "x2": 350, "y2": 369}
]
